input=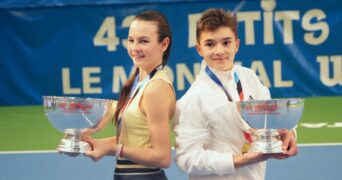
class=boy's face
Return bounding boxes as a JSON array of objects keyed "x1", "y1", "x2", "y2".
[{"x1": 196, "y1": 26, "x2": 240, "y2": 71}]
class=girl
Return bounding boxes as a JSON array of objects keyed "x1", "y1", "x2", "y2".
[{"x1": 84, "y1": 10, "x2": 175, "y2": 180}]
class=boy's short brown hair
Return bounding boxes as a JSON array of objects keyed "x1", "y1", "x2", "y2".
[{"x1": 196, "y1": 8, "x2": 238, "y2": 43}]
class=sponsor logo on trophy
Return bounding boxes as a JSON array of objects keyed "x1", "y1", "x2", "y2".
[
  {"x1": 43, "y1": 96, "x2": 115, "y2": 153},
  {"x1": 237, "y1": 98, "x2": 304, "y2": 153}
]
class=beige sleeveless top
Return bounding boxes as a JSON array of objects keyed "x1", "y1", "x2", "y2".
[{"x1": 118, "y1": 69, "x2": 174, "y2": 149}]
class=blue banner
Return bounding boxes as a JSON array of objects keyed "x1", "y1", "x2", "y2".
[{"x1": 0, "y1": 0, "x2": 341, "y2": 105}]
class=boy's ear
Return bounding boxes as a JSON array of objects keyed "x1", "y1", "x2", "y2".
[
  {"x1": 196, "y1": 43, "x2": 202, "y2": 57},
  {"x1": 235, "y1": 38, "x2": 240, "y2": 53}
]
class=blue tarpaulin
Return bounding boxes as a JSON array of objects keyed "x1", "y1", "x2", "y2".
[{"x1": 0, "y1": 0, "x2": 341, "y2": 105}]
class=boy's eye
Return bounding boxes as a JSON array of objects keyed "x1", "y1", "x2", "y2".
[{"x1": 205, "y1": 43, "x2": 214, "y2": 47}]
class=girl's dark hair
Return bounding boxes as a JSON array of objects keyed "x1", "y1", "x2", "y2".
[
  {"x1": 196, "y1": 8, "x2": 238, "y2": 43},
  {"x1": 114, "y1": 10, "x2": 172, "y2": 124}
]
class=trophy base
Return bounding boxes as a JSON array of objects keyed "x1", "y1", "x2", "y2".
[
  {"x1": 58, "y1": 129, "x2": 92, "y2": 154},
  {"x1": 249, "y1": 141, "x2": 283, "y2": 154},
  {"x1": 249, "y1": 129, "x2": 284, "y2": 154},
  {"x1": 58, "y1": 139, "x2": 92, "y2": 153}
]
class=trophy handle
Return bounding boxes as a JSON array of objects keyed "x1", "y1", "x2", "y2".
[
  {"x1": 235, "y1": 103, "x2": 252, "y2": 133},
  {"x1": 82, "y1": 100, "x2": 117, "y2": 135}
]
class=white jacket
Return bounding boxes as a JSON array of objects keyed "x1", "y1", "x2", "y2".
[{"x1": 175, "y1": 61, "x2": 270, "y2": 180}]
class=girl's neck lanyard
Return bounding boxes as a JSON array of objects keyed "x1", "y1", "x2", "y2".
[
  {"x1": 205, "y1": 65, "x2": 253, "y2": 144},
  {"x1": 116, "y1": 65, "x2": 162, "y2": 142}
]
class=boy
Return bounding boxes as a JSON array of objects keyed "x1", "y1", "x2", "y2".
[{"x1": 175, "y1": 8, "x2": 297, "y2": 179}]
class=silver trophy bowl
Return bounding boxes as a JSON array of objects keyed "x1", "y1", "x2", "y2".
[
  {"x1": 43, "y1": 96, "x2": 115, "y2": 153},
  {"x1": 237, "y1": 98, "x2": 304, "y2": 154}
]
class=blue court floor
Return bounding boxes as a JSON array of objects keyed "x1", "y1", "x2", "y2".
[{"x1": 0, "y1": 144, "x2": 341, "y2": 180}]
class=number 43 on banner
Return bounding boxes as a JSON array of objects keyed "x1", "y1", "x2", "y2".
[{"x1": 93, "y1": 16, "x2": 135, "y2": 51}]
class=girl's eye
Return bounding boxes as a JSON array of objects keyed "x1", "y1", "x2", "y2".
[{"x1": 223, "y1": 41, "x2": 230, "y2": 46}]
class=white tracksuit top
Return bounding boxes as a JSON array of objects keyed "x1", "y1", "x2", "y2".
[{"x1": 175, "y1": 61, "x2": 271, "y2": 180}]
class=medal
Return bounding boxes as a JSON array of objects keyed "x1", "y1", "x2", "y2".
[{"x1": 241, "y1": 142, "x2": 251, "y2": 154}]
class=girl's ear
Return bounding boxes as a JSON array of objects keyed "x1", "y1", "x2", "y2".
[{"x1": 161, "y1": 38, "x2": 170, "y2": 52}]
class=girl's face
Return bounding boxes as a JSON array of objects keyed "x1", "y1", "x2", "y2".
[
  {"x1": 196, "y1": 26, "x2": 240, "y2": 71},
  {"x1": 127, "y1": 20, "x2": 169, "y2": 70}
]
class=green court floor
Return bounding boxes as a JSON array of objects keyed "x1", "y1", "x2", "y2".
[{"x1": 1, "y1": 96, "x2": 341, "y2": 151}]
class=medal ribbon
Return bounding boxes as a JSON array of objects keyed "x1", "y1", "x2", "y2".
[
  {"x1": 234, "y1": 72, "x2": 252, "y2": 143},
  {"x1": 205, "y1": 66, "x2": 252, "y2": 143},
  {"x1": 116, "y1": 65, "x2": 162, "y2": 143}
]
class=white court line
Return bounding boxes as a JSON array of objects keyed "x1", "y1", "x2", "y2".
[
  {"x1": 0, "y1": 150, "x2": 56, "y2": 154},
  {"x1": 298, "y1": 143, "x2": 342, "y2": 147},
  {"x1": 1, "y1": 143, "x2": 342, "y2": 154}
]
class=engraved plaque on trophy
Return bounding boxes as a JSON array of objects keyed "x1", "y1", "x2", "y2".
[
  {"x1": 237, "y1": 98, "x2": 304, "y2": 153},
  {"x1": 43, "y1": 96, "x2": 115, "y2": 153}
]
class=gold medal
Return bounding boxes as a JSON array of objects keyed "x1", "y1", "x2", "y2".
[{"x1": 241, "y1": 143, "x2": 251, "y2": 154}]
